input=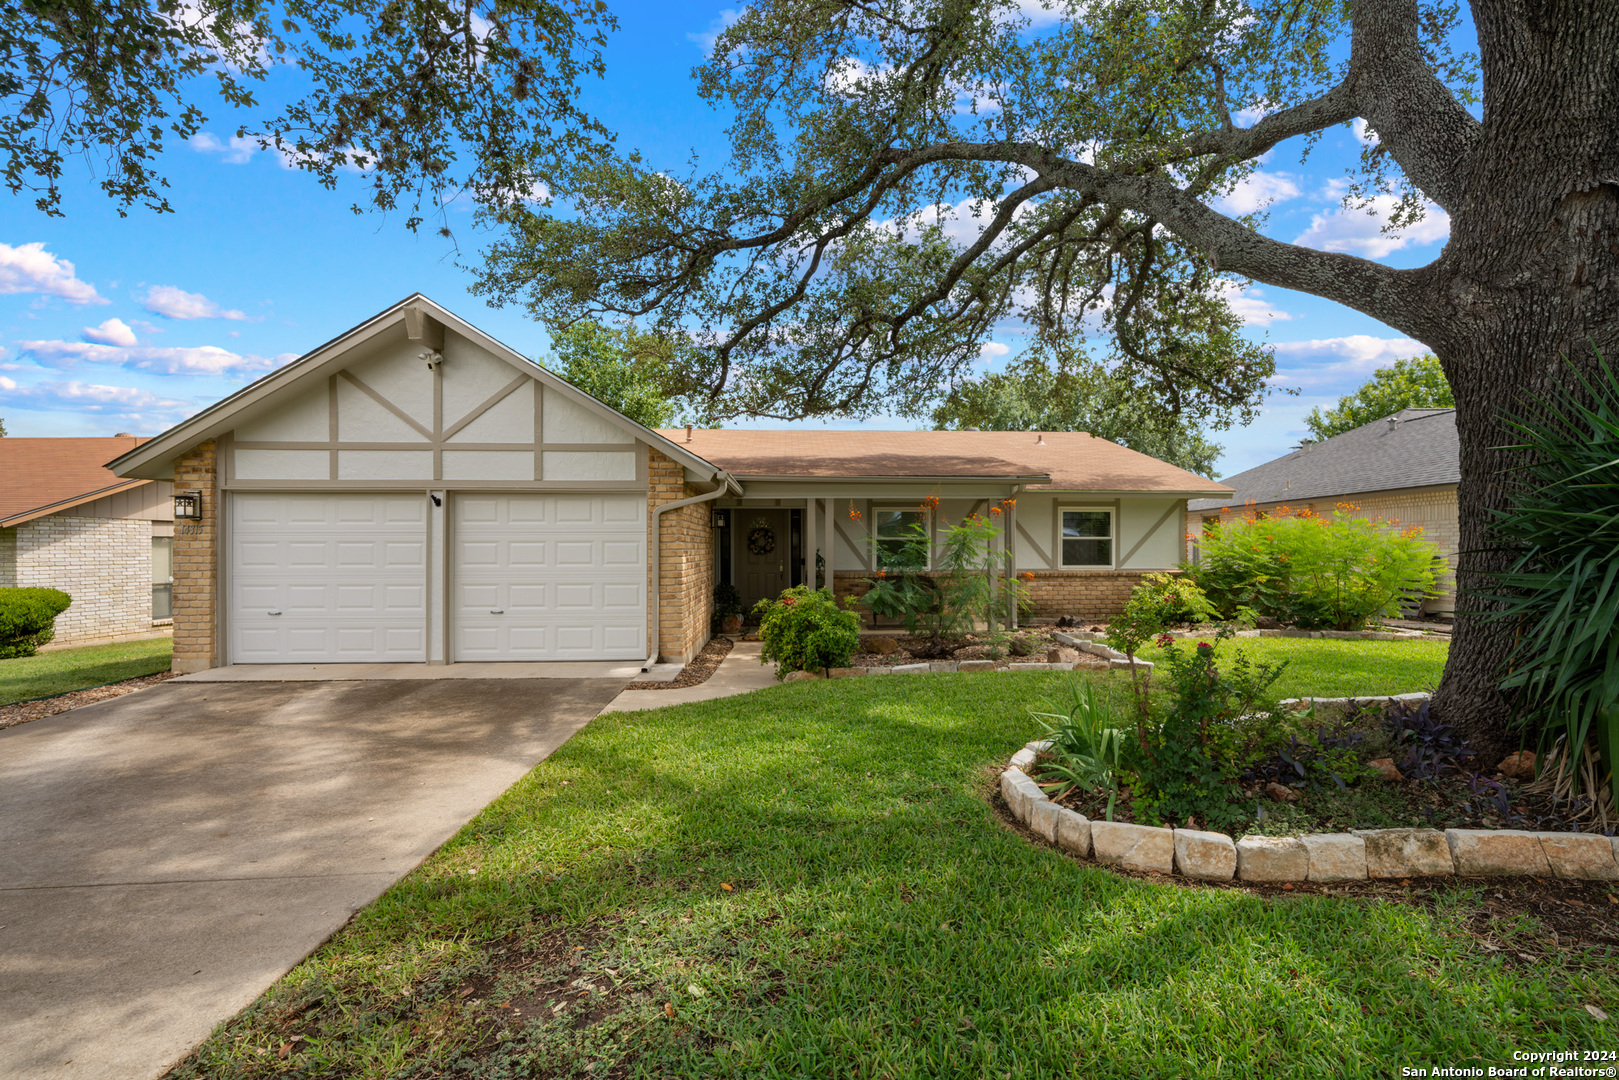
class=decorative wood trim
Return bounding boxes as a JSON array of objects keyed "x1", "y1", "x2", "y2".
[
  {"x1": 533, "y1": 382, "x2": 544, "y2": 480},
  {"x1": 1016, "y1": 520, "x2": 1052, "y2": 568},
  {"x1": 833, "y1": 517, "x2": 863, "y2": 566},
  {"x1": 1121, "y1": 500, "x2": 1182, "y2": 567},
  {"x1": 442, "y1": 373, "x2": 531, "y2": 441},
  {"x1": 432, "y1": 361, "x2": 443, "y2": 482},
  {"x1": 339, "y1": 370, "x2": 434, "y2": 441},
  {"x1": 236, "y1": 441, "x2": 541, "y2": 451},
  {"x1": 328, "y1": 374, "x2": 339, "y2": 480},
  {"x1": 540, "y1": 442, "x2": 641, "y2": 453}
]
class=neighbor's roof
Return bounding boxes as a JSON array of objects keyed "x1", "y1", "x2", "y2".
[
  {"x1": 658, "y1": 429, "x2": 1232, "y2": 494},
  {"x1": 1188, "y1": 408, "x2": 1459, "y2": 512},
  {"x1": 0, "y1": 436, "x2": 153, "y2": 527}
]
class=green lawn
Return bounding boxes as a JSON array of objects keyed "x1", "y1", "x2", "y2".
[
  {"x1": 1135, "y1": 636, "x2": 1450, "y2": 699},
  {"x1": 0, "y1": 636, "x2": 173, "y2": 706},
  {"x1": 173, "y1": 661, "x2": 1612, "y2": 1079}
]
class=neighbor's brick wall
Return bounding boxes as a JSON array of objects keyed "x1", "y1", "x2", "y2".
[
  {"x1": 0, "y1": 527, "x2": 15, "y2": 587},
  {"x1": 1189, "y1": 485, "x2": 1459, "y2": 612},
  {"x1": 649, "y1": 446, "x2": 715, "y2": 664},
  {"x1": 833, "y1": 568, "x2": 1157, "y2": 623},
  {"x1": 172, "y1": 440, "x2": 219, "y2": 672},
  {"x1": 10, "y1": 516, "x2": 151, "y2": 643}
]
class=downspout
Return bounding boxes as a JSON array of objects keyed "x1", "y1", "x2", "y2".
[{"x1": 646, "y1": 475, "x2": 739, "y2": 671}]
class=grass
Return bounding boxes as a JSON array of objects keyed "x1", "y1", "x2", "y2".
[
  {"x1": 0, "y1": 636, "x2": 172, "y2": 706},
  {"x1": 1134, "y1": 636, "x2": 1450, "y2": 699},
  {"x1": 172, "y1": 660, "x2": 1614, "y2": 1080}
]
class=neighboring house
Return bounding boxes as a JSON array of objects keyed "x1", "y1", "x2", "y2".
[
  {"x1": 1186, "y1": 408, "x2": 1460, "y2": 614},
  {"x1": 109, "y1": 296, "x2": 1230, "y2": 674},
  {"x1": 0, "y1": 437, "x2": 175, "y2": 645}
]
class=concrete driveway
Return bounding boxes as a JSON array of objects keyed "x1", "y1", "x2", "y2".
[{"x1": 0, "y1": 677, "x2": 623, "y2": 1080}]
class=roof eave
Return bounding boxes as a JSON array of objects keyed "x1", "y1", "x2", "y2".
[{"x1": 0, "y1": 478, "x2": 153, "y2": 528}]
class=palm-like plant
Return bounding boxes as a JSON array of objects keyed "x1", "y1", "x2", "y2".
[
  {"x1": 1487, "y1": 351, "x2": 1619, "y2": 814},
  {"x1": 1029, "y1": 680, "x2": 1126, "y2": 821}
]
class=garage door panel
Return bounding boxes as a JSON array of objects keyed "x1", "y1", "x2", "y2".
[
  {"x1": 229, "y1": 493, "x2": 427, "y2": 664},
  {"x1": 452, "y1": 493, "x2": 646, "y2": 661}
]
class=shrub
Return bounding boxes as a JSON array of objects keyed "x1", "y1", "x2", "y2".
[
  {"x1": 1125, "y1": 630, "x2": 1291, "y2": 830},
  {"x1": 1104, "y1": 572, "x2": 1221, "y2": 696},
  {"x1": 753, "y1": 586, "x2": 861, "y2": 678},
  {"x1": 0, "y1": 587, "x2": 73, "y2": 659},
  {"x1": 1190, "y1": 505, "x2": 1441, "y2": 630},
  {"x1": 1485, "y1": 351, "x2": 1619, "y2": 811}
]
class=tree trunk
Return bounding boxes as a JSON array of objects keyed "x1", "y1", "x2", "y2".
[{"x1": 1421, "y1": 0, "x2": 1619, "y2": 761}]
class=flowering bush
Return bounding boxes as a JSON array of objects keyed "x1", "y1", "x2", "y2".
[
  {"x1": 1189, "y1": 505, "x2": 1440, "y2": 630},
  {"x1": 753, "y1": 586, "x2": 861, "y2": 677}
]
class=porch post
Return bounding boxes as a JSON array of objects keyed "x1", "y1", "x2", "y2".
[
  {"x1": 823, "y1": 497, "x2": 835, "y2": 597},
  {"x1": 1006, "y1": 495, "x2": 1018, "y2": 630},
  {"x1": 804, "y1": 496, "x2": 817, "y2": 589}
]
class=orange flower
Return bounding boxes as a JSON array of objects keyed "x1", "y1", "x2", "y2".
[
  {"x1": 920, "y1": 495, "x2": 941, "y2": 511},
  {"x1": 1022, "y1": 572, "x2": 1035, "y2": 581},
  {"x1": 989, "y1": 505, "x2": 1002, "y2": 515}
]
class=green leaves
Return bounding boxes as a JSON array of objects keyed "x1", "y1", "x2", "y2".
[
  {"x1": 753, "y1": 586, "x2": 861, "y2": 677},
  {"x1": 2, "y1": 0, "x2": 616, "y2": 221},
  {"x1": 1486, "y1": 352, "x2": 1619, "y2": 812},
  {"x1": 541, "y1": 320, "x2": 685, "y2": 429},
  {"x1": 1304, "y1": 355, "x2": 1454, "y2": 442}
]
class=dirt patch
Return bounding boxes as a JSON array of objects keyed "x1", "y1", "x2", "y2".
[
  {"x1": 622, "y1": 636, "x2": 734, "y2": 691},
  {"x1": 852, "y1": 629, "x2": 1109, "y2": 669},
  {"x1": 0, "y1": 670, "x2": 177, "y2": 732}
]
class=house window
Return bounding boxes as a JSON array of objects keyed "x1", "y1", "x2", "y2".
[
  {"x1": 1060, "y1": 508, "x2": 1113, "y2": 568},
  {"x1": 152, "y1": 536, "x2": 173, "y2": 619},
  {"x1": 874, "y1": 507, "x2": 929, "y2": 569}
]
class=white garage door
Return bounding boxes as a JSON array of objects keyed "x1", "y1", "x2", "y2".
[
  {"x1": 452, "y1": 494, "x2": 646, "y2": 661},
  {"x1": 229, "y1": 493, "x2": 427, "y2": 663}
]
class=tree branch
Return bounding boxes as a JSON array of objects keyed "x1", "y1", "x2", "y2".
[{"x1": 1348, "y1": 0, "x2": 1480, "y2": 213}]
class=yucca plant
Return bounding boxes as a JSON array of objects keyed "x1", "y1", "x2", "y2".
[
  {"x1": 1028, "y1": 679, "x2": 1126, "y2": 820},
  {"x1": 1486, "y1": 350, "x2": 1619, "y2": 812}
]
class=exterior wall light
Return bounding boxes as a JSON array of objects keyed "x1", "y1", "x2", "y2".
[
  {"x1": 711, "y1": 509, "x2": 729, "y2": 528},
  {"x1": 173, "y1": 491, "x2": 203, "y2": 520}
]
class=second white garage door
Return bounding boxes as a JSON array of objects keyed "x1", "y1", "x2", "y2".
[{"x1": 452, "y1": 494, "x2": 647, "y2": 661}]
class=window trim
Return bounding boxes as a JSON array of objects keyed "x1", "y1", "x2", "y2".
[
  {"x1": 1058, "y1": 505, "x2": 1115, "y2": 569},
  {"x1": 871, "y1": 504, "x2": 932, "y2": 571}
]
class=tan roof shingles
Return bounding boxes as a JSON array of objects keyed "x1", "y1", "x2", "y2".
[
  {"x1": 0, "y1": 436, "x2": 153, "y2": 526},
  {"x1": 657, "y1": 429, "x2": 1231, "y2": 494}
]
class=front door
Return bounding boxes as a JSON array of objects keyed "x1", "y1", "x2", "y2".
[{"x1": 737, "y1": 509, "x2": 789, "y2": 614}]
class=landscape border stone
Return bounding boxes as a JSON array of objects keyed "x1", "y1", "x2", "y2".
[{"x1": 997, "y1": 725, "x2": 1619, "y2": 885}]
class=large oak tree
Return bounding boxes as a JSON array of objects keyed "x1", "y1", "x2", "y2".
[{"x1": 474, "y1": 0, "x2": 1618, "y2": 756}]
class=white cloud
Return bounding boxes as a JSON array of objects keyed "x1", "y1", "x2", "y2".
[
  {"x1": 1008, "y1": 0, "x2": 1065, "y2": 28},
  {"x1": 1214, "y1": 281, "x2": 1294, "y2": 325},
  {"x1": 1270, "y1": 335, "x2": 1428, "y2": 387},
  {"x1": 1293, "y1": 196, "x2": 1450, "y2": 258},
  {"x1": 0, "y1": 242, "x2": 105, "y2": 304},
  {"x1": 82, "y1": 318, "x2": 138, "y2": 346},
  {"x1": 141, "y1": 285, "x2": 250, "y2": 321},
  {"x1": 0, "y1": 377, "x2": 197, "y2": 425},
  {"x1": 188, "y1": 131, "x2": 258, "y2": 164},
  {"x1": 1213, "y1": 171, "x2": 1303, "y2": 215},
  {"x1": 1352, "y1": 118, "x2": 1379, "y2": 147},
  {"x1": 17, "y1": 338, "x2": 296, "y2": 375},
  {"x1": 1233, "y1": 100, "x2": 1274, "y2": 127},
  {"x1": 978, "y1": 341, "x2": 1012, "y2": 361},
  {"x1": 689, "y1": 8, "x2": 744, "y2": 53}
]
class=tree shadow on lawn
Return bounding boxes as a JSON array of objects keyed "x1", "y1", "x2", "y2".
[{"x1": 174, "y1": 676, "x2": 1616, "y2": 1080}]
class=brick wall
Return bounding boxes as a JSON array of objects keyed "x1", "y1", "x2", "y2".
[
  {"x1": 0, "y1": 527, "x2": 14, "y2": 587},
  {"x1": 832, "y1": 567, "x2": 1157, "y2": 623},
  {"x1": 172, "y1": 440, "x2": 219, "y2": 673},
  {"x1": 1189, "y1": 485, "x2": 1459, "y2": 612},
  {"x1": 649, "y1": 446, "x2": 715, "y2": 663},
  {"x1": 10, "y1": 515, "x2": 152, "y2": 643}
]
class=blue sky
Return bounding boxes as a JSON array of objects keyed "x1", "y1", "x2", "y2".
[{"x1": 0, "y1": 1, "x2": 1452, "y2": 477}]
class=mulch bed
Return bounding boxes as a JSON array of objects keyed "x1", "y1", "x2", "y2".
[
  {"x1": 0, "y1": 670, "x2": 179, "y2": 732},
  {"x1": 621, "y1": 635, "x2": 734, "y2": 691},
  {"x1": 852, "y1": 628, "x2": 1111, "y2": 669}
]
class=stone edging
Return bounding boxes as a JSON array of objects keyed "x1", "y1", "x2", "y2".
[{"x1": 999, "y1": 698, "x2": 1619, "y2": 883}]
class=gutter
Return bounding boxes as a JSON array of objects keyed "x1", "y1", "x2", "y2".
[{"x1": 645, "y1": 472, "x2": 743, "y2": 672}]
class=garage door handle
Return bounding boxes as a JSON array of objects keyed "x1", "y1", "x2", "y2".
[
  {"x1": 490, "y1": 608, "x2": 504, "y2": 614},
  {"x1": 268, "y1": 609, "x2": 282, "y2": 616}
]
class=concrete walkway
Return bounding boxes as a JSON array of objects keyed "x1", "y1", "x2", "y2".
[
  {"x1": 599, "y1": 641, "x2": 778, "y2": 712},
  {"x1": 0, "y1": 676, "x2": 623, "y2": 1080}
]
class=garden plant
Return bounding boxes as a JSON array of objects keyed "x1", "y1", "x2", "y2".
[
  {"x1": 0, "y1": 587, "x2": 72, "y2": 659},
  {"x1": 752, "y1": 586, "x2": 861, "y2": 678}
]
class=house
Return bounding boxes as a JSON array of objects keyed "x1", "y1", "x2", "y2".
[
  {"x1": 108, "y1": 296, "x2": 1230, "y2": 673},
  {"x1": 0, "y1": 436, "x2": 175, "y2": 645},
  {"x1": 1186, "y1": 408, "x2": 1460, "y2": 614}
]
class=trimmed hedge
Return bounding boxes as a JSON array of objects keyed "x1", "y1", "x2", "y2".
[{"x1": 0, "y1": 587, "x2": 73, "y2": 659}]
